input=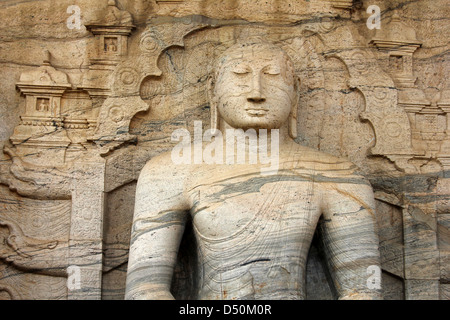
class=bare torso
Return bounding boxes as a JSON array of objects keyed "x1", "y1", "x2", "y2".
[
  {"x1": 184, "y1": 144, "x2": 354, "y2": 299},
  {"x1": 125, "y1": 141, "x2": 381, "y2": 301}
]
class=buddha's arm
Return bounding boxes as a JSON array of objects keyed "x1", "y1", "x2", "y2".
[
  {"x1": 125, "y1": 158, "x2": 189, "y2": 300},
  {"x1": 319, "y1": 177, "x2": 383, "y2": 300}
]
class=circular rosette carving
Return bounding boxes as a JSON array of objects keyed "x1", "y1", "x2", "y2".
[
  {"x1": 140, "y1": 32, "x2": 160, "y2": 54},
  {"x1": 114, "y1": 67, "x2": 141, "y2": 94},
  {"x1": 373, "y1": 86, "x2": 389, "y2": 102},
  {"x1": 349, "y1": 51, "x2": 370, "y2": 75},
  {"x1": 119, "y1": 68, "x2": 138, "y2": 86},
  {"x1": 108, "y1": 105, "x2": 125, "y2": 123},
  {"x1": 384, "y1": 121, "x2": 403, "y2": 138},
  {"x1": 214, "y1": 0, "x2": 241, "y2": 12},
  {"x1": 318, "y1": 16, "x2": 335, "y2": 33},
  {"x1": 368, "y1": 81, "x2": 396, "y2": 107}
]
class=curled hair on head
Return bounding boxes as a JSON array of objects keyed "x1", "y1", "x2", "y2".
[{"x1": 209, "y1": 41, "x2": 299, "y2": 139}]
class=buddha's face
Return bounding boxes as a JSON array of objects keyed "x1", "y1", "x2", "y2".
[{"x1": 214, "y1": 43, "x2": 297, "y2": 131}]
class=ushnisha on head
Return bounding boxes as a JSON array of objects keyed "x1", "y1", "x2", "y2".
[{"x1": 209, "y1": 41, "x2": 299, "y2": 139}]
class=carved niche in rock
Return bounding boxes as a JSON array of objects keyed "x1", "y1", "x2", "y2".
[
  {"x1": 85, "y1": 0, "x2": 135, "y2": 70},
  {"x1": 10, "y1": 51, "x2": 72, "y2": 157}
]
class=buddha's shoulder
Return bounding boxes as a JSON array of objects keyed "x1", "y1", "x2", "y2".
[
  {"x1": 139, "y1": 150, "x2": 191, "y2": 178},
  {"x1": 284, "y1": 144, "x2": 361, "y2": 175}
]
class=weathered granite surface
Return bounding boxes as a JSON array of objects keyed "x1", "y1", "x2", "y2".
[{"x1": 0, "y1": 0, "x2": 448, "y2": 300}]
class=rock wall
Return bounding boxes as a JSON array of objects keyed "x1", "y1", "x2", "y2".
[{"x1": 0, "y1": 0, "x2": 448, "y2": 300}]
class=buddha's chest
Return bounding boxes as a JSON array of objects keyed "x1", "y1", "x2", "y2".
[{"x1": 187, "y1": 170, "x2": 323, "y2": 240}]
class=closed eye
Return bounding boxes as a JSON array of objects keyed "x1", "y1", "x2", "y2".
[
  {"x1": 263, "y1": 70, "x2": 280, "y2": 76},
  {"x1": 262, "y1": 66, "x2": 281, "y2": 75},
  {"x1": 233, "y1": 69, "x2": 250, "y2": 75},
  {"x1": 232, "y1": 65, "x2": 251, "y2": 75}
]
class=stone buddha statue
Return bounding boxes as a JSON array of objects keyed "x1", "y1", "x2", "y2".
[{"x1": 125, "y1": 41, "x2": 382, "y2": 300}]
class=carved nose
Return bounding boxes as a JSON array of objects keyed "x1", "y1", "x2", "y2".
[
  {"x1": 247, "y1": 94, "x2": 266, "y2": 103},
  {"x1": 247, "y1": 74, "x2": 266, "y2": 103}
]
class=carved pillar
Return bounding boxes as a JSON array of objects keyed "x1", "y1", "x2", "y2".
[
  {"x1": 402, "y1": 202, "x2": 440, "y2": 299},
  {"x1": 436, "y1": 90, "x2": 450, "y2": 168},
  {"x1": 68, "y1": 159, "x2": 106, "y2": 299}
]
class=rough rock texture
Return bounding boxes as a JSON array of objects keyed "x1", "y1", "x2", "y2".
[{"x1": 0, "y1": 0, "x2": 448, "y2": 300}]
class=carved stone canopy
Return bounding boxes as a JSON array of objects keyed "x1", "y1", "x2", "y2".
[
  {"x1": 371, "y1": 13, "x2": 422, "y2": 51},
  {"x1": 370, "y1": 13, "x2": 422, "y2": 88},
  {"x1": 10, "y1": 51, "x2": 72, "y2": 149},
  {"x1": 16, "y1": 51, "x2": 72, "y2": 95},
  {"x1": 85, "y1": 0, "x2": 135, "y2": 68}
]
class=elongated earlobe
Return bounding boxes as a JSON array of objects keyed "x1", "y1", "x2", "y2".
[
  {"x1": 207, "y1": 76, "x2": 219, "y2": 135},
  {"x1": 211, "y1": 101, "x2": 219, "y2": 135},
  {"x1": 289, "y1": 112, "x2": 297, "y2": 139},
  {"x1": 289, "y1": 76, "x2": 300, "y2": 139}
]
